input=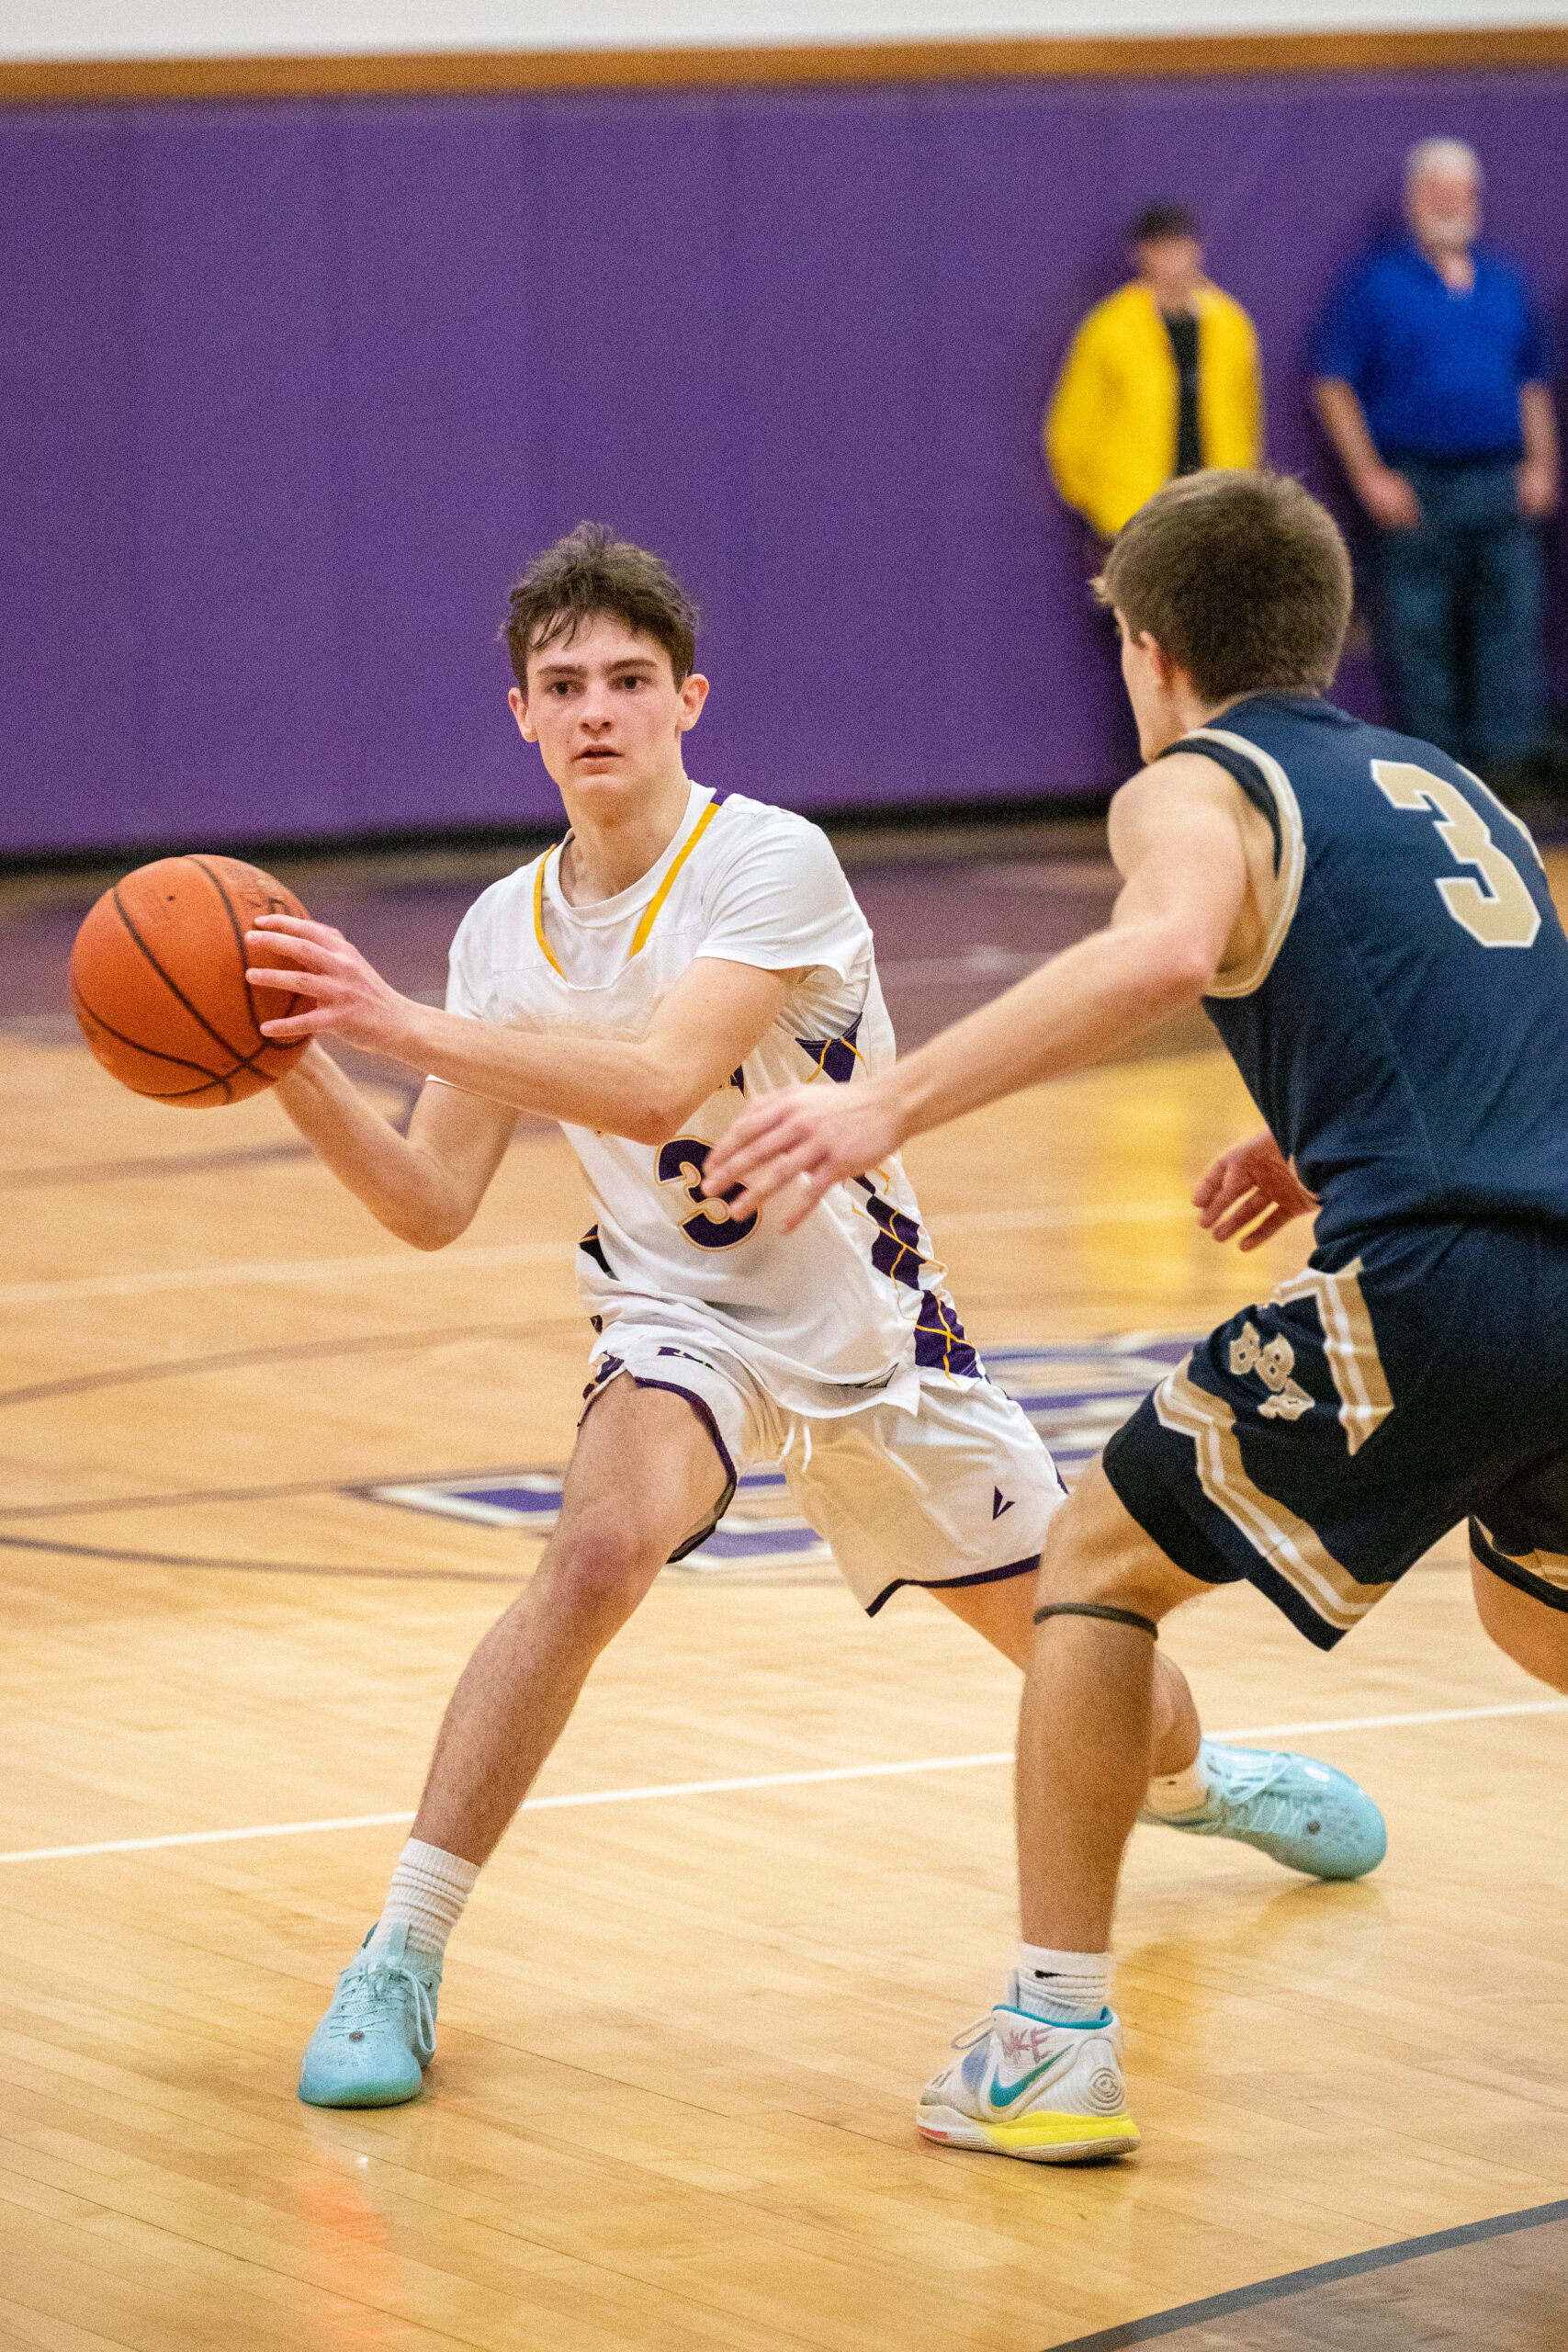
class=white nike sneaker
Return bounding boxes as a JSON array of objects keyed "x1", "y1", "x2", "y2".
[{"x1": 918, "y1": 1982, "x2": 1139, "y2": 2163}]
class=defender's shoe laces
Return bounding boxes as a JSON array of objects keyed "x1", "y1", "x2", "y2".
[
  {"x1": 1201, "y1": 1747, "x2": 1322, "y2": 1838},
  {"x1": 321, "y1": 1952, "x2": 437, "y2": 2064}
]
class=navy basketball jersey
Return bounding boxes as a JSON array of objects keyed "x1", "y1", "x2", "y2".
[{"x1": 1161, "y1": 695, "x2": 1568, "y2": 1246}]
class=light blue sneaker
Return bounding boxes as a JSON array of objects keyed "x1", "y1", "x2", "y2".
[
  {"x1": 298, "y1": 1923, "x2": 440, "y2": 2108},
  {"x1": 1140, "y1": 1739, "x2": 1386, "y2": 1881}
]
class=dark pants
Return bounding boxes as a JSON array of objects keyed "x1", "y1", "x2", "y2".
[{"x1": 1377, "y1": 458, "x2": 1544, "y2": 774}]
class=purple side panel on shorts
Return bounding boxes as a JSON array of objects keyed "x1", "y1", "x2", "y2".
[
  {"x1": 863, "y1": 1553, "x2": 1040, "y2": 1619},
  {"x1": 580, "y1": 1365, "x2": 739, "y2": 1565},
  {"x1": 625, "y1": 1376, "x2": 739, "y2": 1492}
]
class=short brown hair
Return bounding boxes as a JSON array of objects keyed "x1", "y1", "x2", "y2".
[
  {"x1": 502, "y1": 522, "x2": 699, "y2": 692},
  {"x1": 1130, "y1": 201, "x2": 1199, "y2": 243},
  {"x1": 1095, "y1": 470, "x2": 1352, "y2": 703}
]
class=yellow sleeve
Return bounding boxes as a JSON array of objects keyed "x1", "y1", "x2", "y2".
[
  {"x1": 1044, "y1": 309, "x2": 1111, "y2": 525},
  {"x1": 1240, "y1": 308, "x2": 1264, "y2": 467}
]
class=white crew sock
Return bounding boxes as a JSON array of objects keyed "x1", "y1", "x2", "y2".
[
  {"x1": 1010, "y1": 1942, "x2": 1112, "y2": 2025},
  {"x1": 1143, "y1": 1752, "x2": 1213, "y2": 1819},
  {"x1": 367, "y1": 1838, "x2": 479, "y2": 1966}
]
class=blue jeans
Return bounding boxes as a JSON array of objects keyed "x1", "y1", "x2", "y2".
[{"x1": 1377, "y1": 458, "x2": 1544, "y2": 772}]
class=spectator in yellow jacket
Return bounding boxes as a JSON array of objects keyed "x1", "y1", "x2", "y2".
[{"x1": 1045, "y1": 203, "x2": 1263, "y2": 541}]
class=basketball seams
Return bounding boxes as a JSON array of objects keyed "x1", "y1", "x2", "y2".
[
  {"x1": 68, "y1": 982, "x2": 236, "y2": 1102},
  {"x1": 191, "y1": 855, "x2": 303, "y2": 1050},
  {"x1": 110, "y1": 878, "x2": 251, "y2": 1068}
]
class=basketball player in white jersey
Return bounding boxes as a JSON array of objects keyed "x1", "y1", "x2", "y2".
[{"x1": 245, "y1": 525, "x2": 1372, "y2": 2113}]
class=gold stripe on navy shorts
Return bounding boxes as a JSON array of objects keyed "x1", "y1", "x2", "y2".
[
  {"x1": 1152, "y1": 1359, "x2": 1393, "y2": 1634},
  {"x1": 1272, "y1": 1256, "x2": 1393, "y2": 1458}
]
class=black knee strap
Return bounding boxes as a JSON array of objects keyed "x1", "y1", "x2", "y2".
[{"x1": 1032, "y1": 1601, "x2": 1159, "y2": 1641}]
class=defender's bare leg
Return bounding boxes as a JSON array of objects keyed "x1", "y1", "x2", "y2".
[
  {"x1": 932, "y1": 1566, "x2": 1202, "y2": 1778},
  {"x1": 1470, "y1": 1555, "x2": 1568, "y2": 1693},
  {"x1": 412, "y1": 1377, "x2": 728, "y2": 1865},
  {"x1": 1011, "y1": 1463, "x2": 1213, "y2": 1950},
  {"x1": 914, "y1": 1471, "x2": 1210, "y2": 2159}
]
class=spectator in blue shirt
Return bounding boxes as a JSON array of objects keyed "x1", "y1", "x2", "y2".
[{"x1": 1312, "y1": 138, "x2": 1559, "y2": 785}]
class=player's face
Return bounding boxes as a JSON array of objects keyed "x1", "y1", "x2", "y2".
[{"x1": 509, "y1": 615, "x2": 709, "y2": 809}]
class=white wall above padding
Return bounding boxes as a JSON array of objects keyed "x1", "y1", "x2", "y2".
[{"x1": 5, "y1": 0, "x2": 1566, "y2": 63}]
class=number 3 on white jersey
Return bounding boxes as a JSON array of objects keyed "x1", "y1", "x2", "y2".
[{"x1": 1371, "y1": 760, "x2": 1541, "y2": 949}]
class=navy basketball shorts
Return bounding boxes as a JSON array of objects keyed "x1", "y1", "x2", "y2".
[{"x1": 1101, "y1": 1221, "x2": 1568, "y2": 1650}]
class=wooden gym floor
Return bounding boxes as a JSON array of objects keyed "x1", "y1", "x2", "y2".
[{"x1": 3, "y1": 831, "x2": 1567, "y2": 2352}]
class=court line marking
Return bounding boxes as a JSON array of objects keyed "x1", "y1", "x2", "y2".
[
  {"x1": 0, "y1": 1201, "x2": 1190, "y2": 1307},
  {"x1": 1045, "y1": 2195, "x2": 1568, "y2": 2350},
  {"x1": 0, "y1": 1317, "x2": 586, "y2": 1412},
  {"x1": 0, "y1": 1238, "x2": 575, "y2": 1306},
  {"x1": 4, "y1": 1697, "x2": 1562, "y2": 1867}
]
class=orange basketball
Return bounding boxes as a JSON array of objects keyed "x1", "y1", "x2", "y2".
[{"x1": 69, "y1": 854, "x2": 313, "y2": 1106}]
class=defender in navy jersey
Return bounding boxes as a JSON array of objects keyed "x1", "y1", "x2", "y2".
[
  {"x1": 1106, "y1": 688, "x2": 1568, "y2": 1649},
  {"x1": 712, "y1": 469, "x2": 1568, "y2": 2162}
]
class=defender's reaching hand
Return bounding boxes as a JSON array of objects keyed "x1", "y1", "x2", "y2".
[
  {"x1": 245, "y1": 914, "x2": 420, "y2": 1056},
  {"x1": 703, "y1": 1080, "x2": 902, "y2": 1232},
  {"x1": 1193, "y1": 1128, "x2": 1318, "y2": 1251}
]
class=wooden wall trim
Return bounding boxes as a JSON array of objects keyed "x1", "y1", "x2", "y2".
[{"x1": 4, "y1": 26, "x2": 1568, "y2": 108}]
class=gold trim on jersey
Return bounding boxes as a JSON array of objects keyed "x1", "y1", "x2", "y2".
[
  {"x1": 1153, "y1": 1358, "x2": 1393, "y2": 1632},
  {"x1": 1472, "y1": 1522, "x2": 1568, "y2": 1594},
  {"x1": 628, "y1": 797, "x2": 723, "y2": 957},
  {"x1": 533, "y1": 851, "x2": 566, "y2": 978},
  {"x1": 1179, "y1": 727, "x2": 1306, "y2": 999},
  {"x1": 531, "y1": 796, "x2": 723, "y2": 978},
  {"x1": 1270, "y1": 1257, "x2": 1392, "y2": 1457}
]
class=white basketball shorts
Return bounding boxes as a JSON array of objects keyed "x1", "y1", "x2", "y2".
[{"x1": 581, "y1": 1314, "x2": 1064, "y2": 1614}]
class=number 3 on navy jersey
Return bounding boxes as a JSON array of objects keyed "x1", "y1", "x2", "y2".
[
  {"x1": 1371, "y1": 760, "x2": 1541, "y2": 949},
  {"x1": 656, "y1": 1137, "x2": 759, "y2": 1250}
]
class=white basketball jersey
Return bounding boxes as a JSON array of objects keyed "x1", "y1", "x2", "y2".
[{"x1": 443, "y1": 782, "x2": 977, "y2": 1419}]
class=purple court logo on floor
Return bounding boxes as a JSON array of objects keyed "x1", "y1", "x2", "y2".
[{"x1": 354, "y1": 1335, "x2": 1196, "y2": 1577}]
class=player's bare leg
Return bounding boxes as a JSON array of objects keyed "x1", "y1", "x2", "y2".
[
  {"x1": 299, "y1": 1376, "x2": 727, "y2": 2109},
  {"x1": 918, "y1": 1465, "x2": 1386, "y2": 2162},
  {"x1": 413, "y1": 1375, "x2": 728, "y2": 1864},
  {"x1": 931, "y1": 1568, "x2": 1201, "y2": 1775},
  {"x1": 1470, "y1": 1557, "x2": 1568, "y2": 1692},
  {"x1": 1013, "y1": 1465, "x2": 1211, "y2": 1950}
]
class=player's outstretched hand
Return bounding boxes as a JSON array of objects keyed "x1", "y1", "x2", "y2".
[
  {"x1": 1193, "y1": 1127, "x2": 1318, "y2": 1251},
  {"x1": 703, "y1": 1081, "x2": 901, "y2": 1233},
  {"x1": 244, "y1": 914, "x2": 414, "y2": 1054}
]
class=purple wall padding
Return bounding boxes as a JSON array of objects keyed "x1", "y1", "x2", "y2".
[{"x1": 2, "y1": 68, "x2": 1564, "y2": 854}]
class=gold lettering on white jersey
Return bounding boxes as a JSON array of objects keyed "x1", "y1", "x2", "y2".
[{"x1": 1371, "y1": 761, "x2": 1540, "y2": 949}]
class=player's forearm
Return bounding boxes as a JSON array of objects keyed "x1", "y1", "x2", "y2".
[
  {"x1": 394, "y1": 1001, "x2": 699, "y2": 1145},
  {"x1": 274, "y1": 1046, "x2": 475, "y2": 1249},
  {"x1": 880, "y1": 922, "x2": 1213, "y2": 1145}
]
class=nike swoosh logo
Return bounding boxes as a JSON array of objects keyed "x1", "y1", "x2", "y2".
[
  {"x1": 992, "y1": 1487, "x2": 1014, "y2": 1520},
  {"x1": 988, "y1": 2055, "x2": 1068, "y2": 2109}
]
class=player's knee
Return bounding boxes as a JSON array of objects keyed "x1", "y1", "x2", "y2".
[
  {"x1": 543, "y1": 1521, "x2": 666, "y2": 1622},
  {"x1": 1034, "y1": 1464, "x2": 1200, "y2": 1626},
  {"x1": 1471, "y1": 1555, "x2": 1568, "y2": 1692}
]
